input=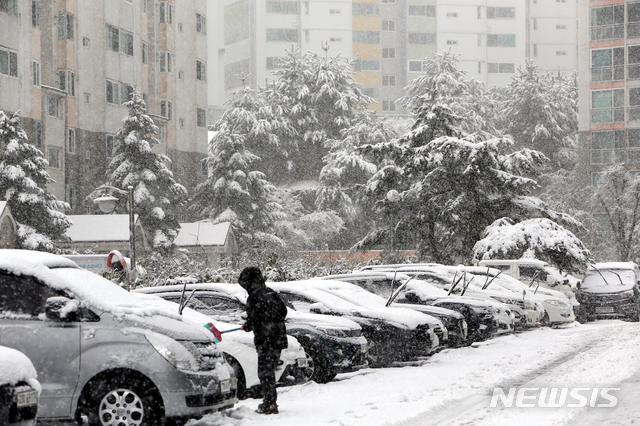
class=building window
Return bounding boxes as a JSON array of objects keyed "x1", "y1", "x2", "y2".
[
  {"x1": 159, "y1": 100, "x2": 172, "y2": 120},
  {"x1": 106, "y1": 25, "x2": 119, "y2": 51},
  {"x1": 446, "y1": 12, "x2": 458, "y2": 18},
  {"x1": 487, "y1": 7, "x2": 515, "y2": 19},
  {"x1": 57, "y1": 13, "x2": 74, "y2": 40},
  {"x1": 58, "y1": 70, "x2": 75, "y2": 96},
  {"x1": 83, "y1": 37, "x2": 90, "y2": 47},
  {"x1": 66, "y1": 185, "x2": 77, "y2": 210},
  {"x1": 381, "y1": 0, "x2": 395, "y2": 3},
  {"x1": 48, "y1": 147, "x2": 60, "y2": 169},
  {"x1": 630, "y1": 88, "x2": 640, "y2": 121},
  {"x1": 196, "y1": 60, "x2": 206, "y2": 81},
  {"x1": 0, "y1": 48, "x2": 17, "y2": 77},
  {"x1": 0, "y1": 0, "x2": 16, "y2": 14},
  {"x1": 533, "y1": 44, "x2": 538, "y2": 57},
  {"x1": 382, "y1": 101, "x2": 396, "y2": 112},
  {"x1": 478, "y1": 62, "x2": 482, "y2": 74},
  {"x1": 557, "y1": 25, "x2": 567, "y2": 30},
  {"x1": 487, "y1": 34, "x2": 516, "y2": 47},
  {"x1": 196, "y1": 13, "x2": 206, "y2": 34},
  {"x1": 408, "y1": 32, "x2": 435, "y2": 44},
  {"x1": 409, "y1": 60, "x2": 424, "y2": 72},
  {"x1": 178, "y1": 70, "x2": 184, "y2": 80},
  {"x1": 197, "y1": 108, "x2": 206, "y2": 127},
  {"x1": 593, "y1": 48, "x2": 625, "y2": 82},
  {"x1": 329, "y1": 9, "x2": 341, "y2": 15},
  {"x1": 629, "y1": 3, "x2": 640, "y2": 38},
  {"x1": 67, "y1": 128, "x2": 76, "y2": 153},
  {"x1": 266, "y1": 57, "x2": 285, "y2": 70},
  {"x1": 556, "y1": 51, "x2": 567, "y2": 56},
  {"x1": 355, "y1": 59, "x2": 380, "y2": 71},
  {"x1": 120, "y1": 84, "x2": 133, "y2": 104},
  {"x1": 48, "y1": 96, "x2": 60, "y2": 118},
  {"x1": 106, "y1": 80, "x2": 119, "y2": 104},
  {"x1": 329, "y1": 37, "x2": 342, "y2": 43},
  {"x1": 179, "y1": 118, "x2": 184, "y2": 128},
  {"x1": 447, "y1": 40, "x2": 458, "y2": 45},
  {"x1": 382, "y1": 47, "x2": 395, "y2": 59},
  {"x1": 120, "y1": 30, "x2": 133, "y2": 56},
  {"x1": 159, "y1": 51, "x2": 172, "y2": 73},
  {"x1": 32, "y1": 61, "x2": 40, "y2": 86},
  {"x1": 382, "y1": 75, "x2": 396, "y2": 86},
  {"x1": 159, "y1": 1, "x2": 172, "y2": 24},
  {"x1": 478, "y1": 34, "x2": 482, "y2": 47},
  {"x1": 628, "y1": 46, "x2": 640, "y2": 80},
  {"x1": 84, "y1": 93, "x2": 90, "y2": 103},
  {"x1": 591, "y1": 5, "x2": 624, "y2": 42},
  {"x1": 31, "y1": 1, "x2": 39, "y2": 27},
  {"x1": 266, "y1": 28, "x2": 299, "y2": 42},
  {"x1": 487, "y1": 63, "x2": 515, "y2": 73},
  {"x1": 106, "y1": 135, "x2": 118, "y2": 157},
  {"x1": 591, "y1": 130, "x2": 626, "y2": 164},
  {"x1": 591, "y1": 89, "x2": 624, "y2": 124},
  {"x1": 266, "y1": 1, "x2": 298, "y2": 14},
  {"x1": 32, "y1": 121, "x2": 42, "y2": 148},
  {"x1": 382, "y1": 20, "x2": 396, "y2": 31},
  {"x1": 408, "y1": 5, "x2": 435, "y2": 17},
  {"x1": 353, "y1": 3, "x2": 379, "y2": 16},
  {"x1": 353, "y1": 31, "x2": 380, "y2": 44},
  {"x1": 533, "y1": 18, "x2": 538, "y2": 30},
  {"x1": 142, "y1": 42, "x2": 148, "y2": 64}
]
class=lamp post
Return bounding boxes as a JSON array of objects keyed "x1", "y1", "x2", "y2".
[
  {"x1": 386, "y1": 189, "x2": 400, "y2": 263},
  {"x1": 93, "y1": 185, "x2": 136, "y2": 283}
]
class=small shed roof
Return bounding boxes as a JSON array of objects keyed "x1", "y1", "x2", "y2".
[
  {"x1": 175, "y1": 221, "x2": 231, "y2": 247},
  {"x1": 66, "y1": 215, "x2": 140, "y2": 242}
]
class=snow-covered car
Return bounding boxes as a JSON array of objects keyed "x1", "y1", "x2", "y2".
[
  {"x1": 133, "y1": 286, "x2": 310, "y2": 396},
  {"x1": 462, "y1": 266, "x2": 575, "y2": 326},
  {"x1": 315, "y1": 272, "x2": 468, "y2": 347},
  {"x1": 577, "y1": 262, "x2": 640, "y2": 322},
  {"x1": 135, "y1": 283, "x2": 368, "y2": 384},
  {"x1": 269, "y1": 280, "x2": 440, "y2": 367},
  {"x1": 0, "y1": 249, "x2": 237, "y2": 425},
  {"x1": 0, "y1": 346, "x2": 40, "y2": 426}
]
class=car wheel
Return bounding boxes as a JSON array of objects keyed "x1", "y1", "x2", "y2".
[
  {"x1": 306, "y1": 345, "x2": 336, "y2": 384},
  {"x1": 542, "y1": 313, "x2": 551, "y2": 327},
  {"x1": 366, "y1": 340, "x2": 389, "y2": 368},
  {"x1": 80, "y1": 375, "x2": 162, "y2": 426}
]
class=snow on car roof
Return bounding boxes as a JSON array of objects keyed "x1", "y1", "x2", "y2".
[
  {"x1": 271, "y1": 280, "x2": 438, "y2": 329},
  {"x1": 0, "y1": 346, "x2": 40, "y2": 393}
]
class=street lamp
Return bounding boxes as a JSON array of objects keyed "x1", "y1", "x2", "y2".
[
  {"x1": 386, "y1": 189, "x2": 400, "y2": 263},
  {"x1": 94, "y1": 185, "x2": 136, "y2": 283}
]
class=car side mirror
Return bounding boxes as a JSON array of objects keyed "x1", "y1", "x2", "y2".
[{"x1": 46, "y1": 296, "x2": 80, "y2": 322}]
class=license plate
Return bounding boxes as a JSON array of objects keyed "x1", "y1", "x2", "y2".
[
  {"x1": 297, "y1": 358, "x2": 308, "y2": 368},
  {"x1": 16, "y1": 390, "x2": 38, "y2": 408},
  {"x1": 220, "y1": 379, "x2": 231, "y2": 394},
  {"x1": 596, "y1": 306, "x2": 615, "y2": 314}
]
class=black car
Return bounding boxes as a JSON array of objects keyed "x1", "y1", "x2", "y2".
[
  {"x1": 316, "y1": 272, "x2": 469, "y2": 348},
  {"x1": 577, "y1": 262, "x2": 640, "y2": 322},
  {"x1": 136, "y1": 283, "x2": 369, "y2": 384}
]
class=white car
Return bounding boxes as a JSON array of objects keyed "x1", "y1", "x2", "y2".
[{"x1": 0, "y1": 346, "x2": 40, "y2": 426}]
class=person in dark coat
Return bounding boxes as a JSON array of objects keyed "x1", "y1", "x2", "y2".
[{"x1": 238, "y1": 266, "x2": 288, "y2": 414}]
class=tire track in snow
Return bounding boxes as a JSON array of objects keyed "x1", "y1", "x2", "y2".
[{"x1": 391, "y1": 325, "x2": 622, "y2": 426}]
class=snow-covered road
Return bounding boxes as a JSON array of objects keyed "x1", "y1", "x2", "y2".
[{"x1": 189, "y1": 321, "x2": 640, "y2": 426}]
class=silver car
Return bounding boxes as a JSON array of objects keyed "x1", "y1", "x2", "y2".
[{"x1": 0, "y1": 249, "x2": 237, "y2": 425}]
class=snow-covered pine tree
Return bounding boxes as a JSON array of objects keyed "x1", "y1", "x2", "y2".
[
  {"x1": 189, "y1": 85, "x2": 287, "y2": 256},
  {"x1": 270, "y1": 46, "x2": 374, "y2": 183},
  {"x1": 88, "y1": 92, "x2": 187, "y2": 252},
  {"x1": 0, "y1": 110, "x2": 71, "y2": 251},
  {"x1": 503, "y1": 62, "x2": 578, "y2": 171}
]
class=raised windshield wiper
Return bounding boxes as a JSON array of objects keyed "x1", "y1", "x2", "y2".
[
  {"x1": 482, "y1": 268, "x2": 501, "y2": 290},
  {"x1": 590, "y1": 265, "x2": 612, "y2": 286},
  {"x1": 386, "y1": 272, "x2": 414, "y2": 307}
]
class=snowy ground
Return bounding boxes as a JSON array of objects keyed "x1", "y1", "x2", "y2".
[{"x1": 186, "y1": 320, "x2": 640, "y2": 426}]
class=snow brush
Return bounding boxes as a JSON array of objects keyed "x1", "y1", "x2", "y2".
[{"x1": 203, "y1": 323, "x2": 242, "y2": 343}]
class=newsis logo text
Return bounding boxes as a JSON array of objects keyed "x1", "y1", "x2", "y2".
[{"x1": 490, "y1": 387, "x2": 620, "y2": 408}]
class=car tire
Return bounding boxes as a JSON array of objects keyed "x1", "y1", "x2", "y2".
[
  {"x1": 306, "y1": 345, "x2": 336, "y2": 384},
  {"x1": 80, "y1": 375, "x2": 163, "y2": 426},
  {"x1": 542, "y1": 312, "x2": 551, "y2": 327},
  {"x1": 366, "y1": 340, "x2": 390, "y2": 368}
]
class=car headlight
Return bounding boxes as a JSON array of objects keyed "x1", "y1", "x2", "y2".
[
  {"x1": 545, "y1": 299, "x2": 567, "y2": 307},
  {"x1": 317, "y1": 327, "x2": 348, "y2": 338},
  {"x1": 620, "y1": 290, "x2": 635, "y2": 297},
  {"x1": 146, "y1": 332, "x2": 199, "y2": 371}
]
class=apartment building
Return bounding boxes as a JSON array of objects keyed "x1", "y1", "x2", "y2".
[
  {"x1": 210, "y1": 0, "x2": 577, "y2": 118},
  {"x1": 577, "y1": 0, "x2": 640, "y2": 187},
  {"x1": 0, "y1": 0, "x2": 208, "y2": 214}
]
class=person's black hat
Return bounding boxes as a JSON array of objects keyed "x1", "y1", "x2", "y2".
[{"x1": 238, "y1": 266, "x2": 265, "y2": 290}]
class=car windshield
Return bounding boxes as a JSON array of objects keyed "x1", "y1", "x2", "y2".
[{"x1": 581, "y1": 269, "x2": 636, "y2": 291}]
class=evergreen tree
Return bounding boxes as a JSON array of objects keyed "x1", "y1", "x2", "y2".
[
  {"x1": 88, "y1": 92, "x2": 187, "y2": 252},
  {"x1": 0, "y1": 111, "x2": 71, "y2": 251},
  {"x1": 503, "y1": 62, "x2": 578, "y2": 170},
  {"x1": 189, "y1": 85, "x2": 287, "y2": 256}
]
